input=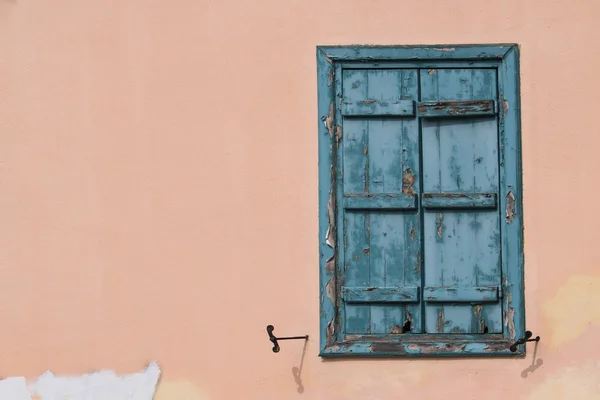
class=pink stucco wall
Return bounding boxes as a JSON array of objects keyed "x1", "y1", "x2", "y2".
[{"x1": 1, "y1": 1, "x2": 599, "y2": 399}]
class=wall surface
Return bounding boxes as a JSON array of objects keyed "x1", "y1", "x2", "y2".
[{"x1": 0, "y1": 1, "x2": 599, "y2": 399}]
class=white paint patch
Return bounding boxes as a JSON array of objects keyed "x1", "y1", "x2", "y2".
[
  {"x1": 0, "y1": 362, "x2": 160, "y2": 400},
  {"x1": 0, "y1": 377, "x2": 30, "y2": 400}
]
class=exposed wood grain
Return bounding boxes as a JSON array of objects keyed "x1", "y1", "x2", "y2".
[
  {"x1": 342, "y1": 286, "x2": 420, "y2": 303},
  {"x1": 418, "y1": 100, "x2": 496, "y2": 117}
]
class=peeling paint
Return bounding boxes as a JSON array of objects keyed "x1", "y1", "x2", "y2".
[
  {"x1": 505, "y1": 191, "x2": 516, "y2": 223},
  {"x1": 409, "y1": 225, "x2": 416, "y2": 240},
  {"x1": 328, "y1": 68, "x2": 334, "y2": 88},
  {"x1": 433, "y1": 47, "x2": 455, "y2": 51},
  {"x1": 428, "y1": 69, "x2": 435, "y2": 75},
  {"x1": 437, "y1": 309, "x2": 444, "y2": 333},
  {"x1": 324, "y1": 102, "x2": 335, "y2": 137},
  {"x1": 504, "y1": 307, "x2": 516, "y2": 340},
  {"x1": 503, "y1": 99, "x2": 509, "y2": 114},
  {"x1": 402, "y1": 168, "x2": 416, "y2": 195},
  {"x1": 325, "y1": 189, "x2": 335, "y2": 249},
  {"x1": 325, "y1": 275, "x2": 336, "y2": 345},
  {"x1": 335, "y1": 125, "x2": 342, "y2": 148},
  {"x1": 436, "y1": 213, "x2": 444, "y2": 238},
  {"x1": 390, "y1": 325, "x2": 403, "y2": 334}
]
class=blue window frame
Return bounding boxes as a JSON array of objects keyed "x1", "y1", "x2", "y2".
[{"x1": 317, "y1": 45, "x2": 524, "y2": 357}]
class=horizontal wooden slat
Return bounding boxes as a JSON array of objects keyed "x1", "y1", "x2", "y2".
[
  {"x1": 417, "y1": 100, "x2": 495, "y2": 117},
  {"x1": 341, "y1": 99, "x2": 415, "y2": 117},
  {"x1": 342, "y1": 286, "x2": 420, "y2": 303},
  {"x1": 344, "y1": 194, "x2": 417, "y2": 210},
  {"x1": 422, "y1": 193, "x2": 497, "y2": 209},
  {"x1": 424, "y1": 286, "x2": 499, "y2": 303}
]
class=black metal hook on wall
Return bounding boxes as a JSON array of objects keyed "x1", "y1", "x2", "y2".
[
  {"x1": 510, "y1": 330, "x2": 540, "y2": 352},
  {"x1": 266, "y1": 325, "x2": 308, "y2": 353}
]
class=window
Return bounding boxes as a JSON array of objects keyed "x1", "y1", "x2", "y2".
[{"x1": 317, "y1": 45, "x2": 524, "y2": 356}]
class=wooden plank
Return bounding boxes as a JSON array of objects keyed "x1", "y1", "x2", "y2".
[
  {"x1": 422, "y1": 193, "x2": 497, "y2": 209},
  {"x1": 362, "y1": 69, "x2": 421, "y2": 334},
  {"x1": 498, "y1": 46, "x2": 525, "y2": 345},
  {"x1": 344, "y1": 211, "x2": 371, "y2": 334},
  {"x1": 421, "y1": 68, "x2": 502, "y2": 334},
  {"x1": 418, "y1": 100, "x2": 496, "y2": 117},
  {"x1": 424, "y1": 286, "x2": 499, "y2": 302},
  {"x1": 342, "y1": 286, "x2": 419, "y2": 303},
  {"x1": 341, "y1": 99, "x2": 414, "y2": 116},
  {"x1": 344, "y1": 194, "x2": 416, "y2": 210}
]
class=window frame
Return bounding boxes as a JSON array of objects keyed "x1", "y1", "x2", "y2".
[{"x1": 317, "y1": 44, "x2": 524, "y2": 357}]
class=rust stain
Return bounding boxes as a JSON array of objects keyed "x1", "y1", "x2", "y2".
[
  {"x1": 428, "y1": 69, "x2": 435, "y2": 75},
  {"x1": 437, "y1": 309, "x2": 444, "y2": 333},
  {"x1": 402, "y1": 168, "x2": 416, "y2": 195},
  {"x1": 436, "y1": 213, "x2": 444, "y2": 238},
  {"x1": 410, "y1": 225, "x2": 416, "y2": 240},
  {"x1": 505, "y1": 191, "x2": 516, "y2": 223}
]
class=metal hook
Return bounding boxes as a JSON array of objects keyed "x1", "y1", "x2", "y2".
[
  {"x1": 266, "y1": 325, "x2": 308, "y2": 353},
  {"x1": 510, "y1": 330, "x2": 540, "y2": 352}
]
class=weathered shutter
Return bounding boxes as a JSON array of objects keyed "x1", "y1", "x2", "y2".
[
  {"x1": 339, "y1": 67, "x2": 504, "y2": 337},
  {"x1": 419, "y1": 68, "x2": 502, "y2": 334},
  {"x1": 340, "y1": 69, "x2": 422, "y2": 335}
]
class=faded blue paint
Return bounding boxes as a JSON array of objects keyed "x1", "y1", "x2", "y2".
[
  {"x1": 318, "y1": 44, "x2": 524, "y2": 357},
  {"x1": 422, "y1": 193, "x2": 497, "y2": 209}
]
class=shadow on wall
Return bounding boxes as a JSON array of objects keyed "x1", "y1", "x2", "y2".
[
  {"x1": 522, "y1": 341, "x2": 543, "y2": 378},
  {"x1": 292, "y1": 339, "x2": 309, "y2": 393}
]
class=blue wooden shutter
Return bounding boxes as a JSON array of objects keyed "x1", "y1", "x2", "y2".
[
  {"x1": 420, "y1": 68, "x2": 502, "y2": 334},
  {"x1": 339, "y1": 67, "x2": 503, "y2": 337},
  {"x1": 340, "y1": 69, "x2": 422, "y2": 335}
]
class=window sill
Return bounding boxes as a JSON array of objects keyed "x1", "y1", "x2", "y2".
[{"x1": 319, "y1": 337, "x2": 524, "y2": 357}]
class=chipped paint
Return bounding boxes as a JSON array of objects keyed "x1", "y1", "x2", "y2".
[
  {"x1": 436, "y1": 213, "x2": 444, "y2": 238},
  {"x1": 335, "y1": 125, "x2": 342, "y2": 148},
  {"x1": 428, "y1": 69, "x2": 435, "y2": 75},
  {"x1": 409, "y1": 225, "x2": 416, "y2": 240},
  {"x1": 401, "y1": 168, "x2": 416, "y2": 195},
  {"x1": 504, "y1": 306, "x2": 516, "y2": 340},
  {"x1": 437, "y1": 309, "x2": 444, "y2": 333},
  {"x1": 390, "y1": 325, "x2": 403, "y2": 334},
  {"x1": 503, "y1": 99, "x2": 509, "y2": 114},
  {"x1": 433, "y1": 47, "x2": 455, "y2": 51},
  {"x1": 324, "y1": 102, "x2": 335, "y2": 137},
  {"x1": 325, "y1": 189, "x2": 335, "y2": 249},
  {"x1": 505, "y1": 191, "x2": 516, "y2": 223}
]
